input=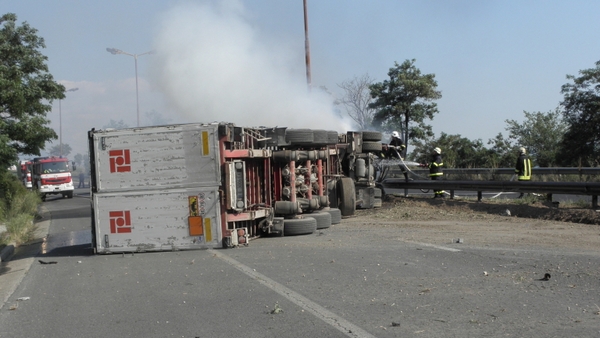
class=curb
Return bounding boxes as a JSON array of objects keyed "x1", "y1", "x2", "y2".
[{"x1": 0, "y1": 205, "x2": 50, "y2": 262}]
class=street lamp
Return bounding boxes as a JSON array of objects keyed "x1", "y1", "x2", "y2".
[
  {"x1": 106, "y1": 47, "x2": 154, "y2": 127},
  {"x1": 59, "y1": 87, "x2": 79, "y2": 157}
]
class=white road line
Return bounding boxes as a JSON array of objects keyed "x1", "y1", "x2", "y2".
[
  {"x1": 209, "y1": 249, "x2": 377, "y2": 338},
  {"x1": 403, "y1": 240, "x2": 461, "y2": 252}
]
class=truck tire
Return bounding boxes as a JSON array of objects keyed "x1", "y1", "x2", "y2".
[
  {"x1": 286, "y1": 129, "x2": 314, "y2": 145},
  {"x1": 326, "y1": 131, "x2": 338, "y2": 144},
  {"x1": 322, "y1": 207, "x2": 342, "y2": 224},
  {"x1": 306, "y1": 211, "x2": 332, "y2": 229},
  {"x1": 337, "y1": 177, "x2": 356, "y2": 216},
  {"x1": 361, "y1": 131, "x2": 382, "y2": 141},
  {"x1": 361, "y1": 141, "x2": 382, "y2": 152},
  {"x1": 283, "y1": 217, "x2": 317, "y2": 236},
  {"x1": 312, "y1": 129, "x2": 328, "y2": 145},
  {"x1": 41, "y1": 194, "x2": 46, "y2": 202},
  {"x1": 67, "y1": 191, "x2": 74, "y2": 199}
]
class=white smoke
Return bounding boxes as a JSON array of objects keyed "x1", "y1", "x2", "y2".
[{"x1": 150, "y1": 0, "x2": 352, "y2": 131}]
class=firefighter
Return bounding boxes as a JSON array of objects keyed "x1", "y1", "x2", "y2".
[
  {"x1": 387, "y1": 131, "x2": 409, "y2": 181},
  {"x1": 515, "y1": 147, "x2": 532, "y2": 198},
  {"x1": 429, "y1": 147, "x2": 444, "y2": 198}
]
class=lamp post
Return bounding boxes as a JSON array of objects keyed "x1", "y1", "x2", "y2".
[
  {"x1": 106, "y1": 48, "x2": 154, "y2": 127},
  {"x1": 59, "y1": 87, "x2": 79, "y2": 157}
]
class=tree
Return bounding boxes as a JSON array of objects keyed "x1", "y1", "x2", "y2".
[
  {"x1": 0, "y1": 13, "x2": 64, "y2": 169},
  {"x1": 73, "y1": 153, "x2": 82, "y2": 167},
  {"x1": 486, "y1": 133, "x2": 518, "y2": 168},
  {"x1": 559, "y1": 60, "x2": 600, "y2": 167},
  {"x1": 410, "y1": 133, "x2": 489, "y2": 168},
  {"x1": 47, "y1": 143, "x2": 72, "y2": 157},
  {"x1": 336, "y1": 74, "x2": 376, "y2": 130},
  {"x1": 504, "y1": 109, "x2": 567, "y2": 167},
  {"x1": 103, "y1": 119, "x2": 129, "y2": 129},
  {"x1": 369, "y1": 59, "x2": 442, "y2": 155}
]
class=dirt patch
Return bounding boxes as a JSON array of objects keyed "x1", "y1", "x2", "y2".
[{"x1": 345, "y1": 196, "x2": 600, "y2": 252}]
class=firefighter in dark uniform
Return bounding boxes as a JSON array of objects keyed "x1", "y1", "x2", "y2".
[
  {"x1": 387, "y1": 131, "x2": 409, "y2": 181},
  {"x1": 515, "y1": 147, "x2": 532, "y2": 198},
  {"x1": 429, "y1": 147, "x2": 444, "y2": 198}
]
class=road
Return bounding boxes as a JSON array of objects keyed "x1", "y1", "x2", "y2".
[{"x1": 0, "y1": 188, "x2": 599, "y2": 337}]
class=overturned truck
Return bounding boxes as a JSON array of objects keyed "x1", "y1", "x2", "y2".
[{"x1": 88, "y1": 123, "x2": 383, "y2": 253}]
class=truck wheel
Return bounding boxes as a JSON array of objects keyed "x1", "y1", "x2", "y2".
[
  {"x1": 312, "y1": 129, "x2": 328, "y2": 145},
  {"x1": 67, "y1": 191, "x2": 74, "y2": 199},
  {"x1": 41, "y1": 194, "x2": 46, "y2": 202},
  {"x1": 286, "y1": 129, "x2": 314, "y2": 145},
  {"x1": 283, "y1": 217, "x2": 317, "y2": 236},
  {"x1": 337, "y1": 177, "x2": 356, "y2": 217},
  {"x1": 306, "y1": 211, "x2": 332, "y2": 229},
  {"x1": 362, "y1": 141, "x2": 382, "y2": 152},
  {"x1": 361, "y1": 131, "x2": 382, "y2": 141},
  {"x1": 326, "y1": 131, "x2": 338, "y2": 144},
  {"x1": 322, "y1": 207, "x2": 342, "y2": 224}
]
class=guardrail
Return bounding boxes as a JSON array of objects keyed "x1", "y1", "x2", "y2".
[
  {"x1": 377, "y1": 179, "x2": 600, "y2": 208},
  {"x1": 407, "y1": 167, "x2": 600, "y2": 176}
]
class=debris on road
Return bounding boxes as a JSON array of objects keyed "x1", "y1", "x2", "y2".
[{"x1": 38, "y1": 260, "x2": 57, "y2": 264}]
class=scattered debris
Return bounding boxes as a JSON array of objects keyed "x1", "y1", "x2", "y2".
[
  {"x1": 538, "y1": 273, "x2": 551, "y2": 281},
  {"x1": 483, "y1": 271, "x2": 489, "y2": 276},
  {"x1": 38, "y1": 260, "x2": 57, "y2": 264},
  {"x1": 503, "y1": 209, "x2": 511, "y2": 216},
  {"x1": 17, "y1": 297, "x2": 30, "y2": 301},
  {"x1": 270, "y1": 303, "x2": 283, "y2": 314},
  {"x1": 455, "y1": 238, "x2": 463, "y2": 244},
  {"x1": 391, "y1": 321, "x2": 401, "y2": 327}
]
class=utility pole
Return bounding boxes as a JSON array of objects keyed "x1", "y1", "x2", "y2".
[{"x1": 303, "y1": 0, "x2": 312, "y2": 92}]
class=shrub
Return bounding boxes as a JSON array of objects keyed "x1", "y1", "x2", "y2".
[{"x1": 5, "y1": 213, "x2": 36, "y2": 245}]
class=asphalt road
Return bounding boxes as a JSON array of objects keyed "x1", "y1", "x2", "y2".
[{"x1": 0, "y1": 188, "x2": 599, "y2": 337}]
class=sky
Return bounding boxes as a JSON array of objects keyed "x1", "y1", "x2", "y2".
[{"x1": 4, "y1": 0, "x2": 600, "y2": 158}]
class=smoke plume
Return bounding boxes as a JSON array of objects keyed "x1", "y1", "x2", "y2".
[{"x1": 150, "y1": 0, "x2": 351, "y2": 131}]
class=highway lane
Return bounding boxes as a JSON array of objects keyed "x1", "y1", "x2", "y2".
[{"x1": 1, "y1": 188, "x2": 599, "y2": 337}]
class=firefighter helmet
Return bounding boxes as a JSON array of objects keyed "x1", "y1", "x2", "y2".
[
  {"x1": 391, "y1": 131, "x2": 400, "y2": 138},
  {"x1": 519, "y1": 147, "x2": 526, "y2": 154},
  {"x1": 434, "y1": 147, "x2": 441, "y2": 155}
]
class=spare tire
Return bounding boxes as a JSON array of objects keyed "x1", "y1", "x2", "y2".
[{"x1": 322, "y1": 207, "x2": 342, "y2": 224}]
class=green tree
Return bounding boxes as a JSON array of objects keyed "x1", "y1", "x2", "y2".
[
  {"x1": 73, "y1": 153, "x2": 82, "y2": 167},
  {"x1": 47, "y1": 143, "x2": 72, "y2": 157},
  {"x1": 337, "y1": 74, "x2": 376, "y2": 130},
  {"x1": 410, "y1": 133, "x2": 489, "y2": 168},
  {"x1": 486, "y1": 133, "x2": 518, "y2": 168},
  {"x1": 0, "y1": 13, "x2": 64, "y2": 169},
  {"x1": 504, "y1": 109, "x2": 567, "y2": 167},
  {"x1": 369, "y1": 59, "x2": 442, "y2": 155},
  {"x1": 103, "y1": 119, "x2": 129, "y2": 129},
  {"x1": 559, "y1": 60, "x2": 600, "y2": 166}
]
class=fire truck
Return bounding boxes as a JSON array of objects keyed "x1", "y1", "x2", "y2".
[
  {"x1": 19, "y1": 160, "x2": 33, "y2": 189},
  {"x1": 31, "y1": 156, "x2": 75, "y2": 201},
  {"x1": 88, "y1": 122, "x2": 382, "y2": 253}
]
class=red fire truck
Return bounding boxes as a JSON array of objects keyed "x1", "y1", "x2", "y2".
[
  {"x1": 88, "y1": 123, "x2": 382, "y2": 253},
  {"x1": 32, "y1": 156, "x2": 75, "y2": 201}
]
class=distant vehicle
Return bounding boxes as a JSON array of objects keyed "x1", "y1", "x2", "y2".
[{"x1": 31, "y1": 156, "x2": 74, "y2": 201}]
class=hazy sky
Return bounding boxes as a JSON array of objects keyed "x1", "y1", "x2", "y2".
[{"x1": 4, "y1": 0, "x2": 600, "y2": 158}]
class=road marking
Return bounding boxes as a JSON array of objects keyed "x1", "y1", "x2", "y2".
[
  {"x1": 209, "y1": 249, "x2": 377, "y2": 338},
  {"x1": 404, "y1": 240, "x2": 461, "y2": 252}
]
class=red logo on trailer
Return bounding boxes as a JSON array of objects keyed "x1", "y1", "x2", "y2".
[
  {"x1": 109, "y1": 211, "x2": 132, "y2": 233},
  {"x1": 109, "y1": 149, "x2": 131, "y2": 173}
]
